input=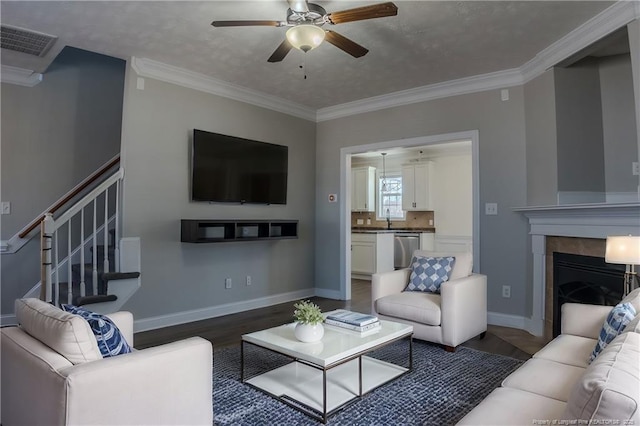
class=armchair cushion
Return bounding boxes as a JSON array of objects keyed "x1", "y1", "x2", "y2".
[
  {"x1": 375, "y1": 292, "x2": 441, "y2": 326},
  {"x1": 15, "y1": 298, "x2": 102, "y2": 365},
  {"x1": 62, "y1": 304, "x2": 132, "y2": 357},
  {"x1": 406, "y1": 255, "x2": 455, "y2": 293}
]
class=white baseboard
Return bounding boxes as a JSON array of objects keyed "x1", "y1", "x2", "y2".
[
  {"x1": 1, "y1": 314, "x2": 17, "y2": 326},
  {"x1": 314, "y1": 288, "x2": 344, "y2": 300},
  {"x1": 133, "y1": 288, "x2": 315, "y2": 333},
  {"x1": 487, "y1": 311, "x2": 527, "y2": 330}
]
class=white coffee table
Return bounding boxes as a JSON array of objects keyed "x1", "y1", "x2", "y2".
[{"x1": 241, "y1": 315, "x2": 413, "y2": 423}]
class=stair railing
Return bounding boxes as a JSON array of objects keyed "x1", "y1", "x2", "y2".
[{"x1": 40, "y1": 168, "x2": 124, "y2": 306}]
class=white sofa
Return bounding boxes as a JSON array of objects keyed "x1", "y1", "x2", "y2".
[
  {"x1": 372, "y1": 250, "x2": 487, "y2": 351},
  {"x1": 458, "y1": 291, "x2": 640, "y2": 425},
  {"x1": 1, "y1": 298, "x2": 214, "y2": 426}
]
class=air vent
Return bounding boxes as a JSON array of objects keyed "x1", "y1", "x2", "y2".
[{"x1": 1, "y1": 25, "x2": 57, "y2": 57}]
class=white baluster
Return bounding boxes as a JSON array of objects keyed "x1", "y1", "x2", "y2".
[
  {"x1": 115, "y1": 180, "x2": 120, "y2": 272},
  {"x1": 80, "y1": 208, "x2": 85, "y2": 297},
  {"x1": 54, "y1": 229, "x2": 59, "y2": 307},
  {"x1": 93, "y1": 198, "x2": 98, "y2": 295},
  {"x1": 103, "y1": 188, "x2": 109, "y2": 274},
  {"x1": 67, "y1": 220, "x2": 72, "y2": 305}
]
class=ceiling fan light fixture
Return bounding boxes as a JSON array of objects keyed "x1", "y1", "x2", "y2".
[{"x1": 286, "y1": 24, "x2": 325, "y2": 52}]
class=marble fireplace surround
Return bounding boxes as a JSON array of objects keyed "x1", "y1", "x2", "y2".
[{"x1": 516, "y1": 202, "x2": 640, "y2": 337}]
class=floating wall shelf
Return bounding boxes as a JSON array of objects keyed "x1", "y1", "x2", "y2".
[{"x1": 181, "y1": 219, "x2": 298, "y2": 243}]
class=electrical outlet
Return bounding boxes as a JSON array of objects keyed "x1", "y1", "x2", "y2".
[
  {"x1": 366, "y1": 219, "x2": 371, "y2": 225},
  {"x1": 502, "y1": 285, "x2": 511, "y2": 298},
  {"x1": 246, "y1": 276, "x2": 252, "y2": 286},
  {"x1": 225, "y1": 278, "x2": 232, "y2": 289},
  {"x1": 633, "y1": 162, "x2": 640, "y2": 176},
  {"x1": 0, "y1": 202, "x2": 10, "y2": 215},
  {"x1": 485, "y1": 203, "x2": 498, "y2": 215}
]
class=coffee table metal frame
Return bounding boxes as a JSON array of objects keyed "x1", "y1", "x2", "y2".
[{"x1": 240, "y1": 328, "x2": 413, "y2": 423}]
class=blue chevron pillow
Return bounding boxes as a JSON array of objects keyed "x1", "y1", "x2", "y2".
[
  {"x1": 405, "y1": 256, "x2": 456, "y2": 293},
  {"x1": 589, "y1": 302, "x2": 636, "y2": 363},
  {"x1": 62, "y1": 304, "x2": 132, "y2": 357}
]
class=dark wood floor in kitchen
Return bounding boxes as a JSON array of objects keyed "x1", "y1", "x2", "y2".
[{"x1": 134, "y1": 280, "x2": 532, "y2": 361}]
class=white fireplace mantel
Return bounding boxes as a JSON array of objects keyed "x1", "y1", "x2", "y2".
[{"x1": 514, "y1": 202, "x2": 640, "y2": 336}]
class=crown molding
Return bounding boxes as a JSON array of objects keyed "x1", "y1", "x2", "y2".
[
  {"x1": 131, "y1": 57, "x2": 316, "y2": 122},
  {"x1": 520, "y1": 0, "x2": 640, "y2": 83},
  {"x1": 1, "y1": 65, "x2": 43, "y2": 87},
  {"x1": 129, "y1": 2, "x2": 638, "y2": 123},
  {"x1": 316, "y1": 68, "x2": 523, "y2": 122}
]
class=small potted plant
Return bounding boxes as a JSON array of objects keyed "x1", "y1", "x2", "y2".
[{"x1": 293, "y1": 300, "x2": 324, "y2": 343}]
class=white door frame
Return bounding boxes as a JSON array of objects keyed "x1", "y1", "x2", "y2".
[{"x1": 340, "y1": 130, "x2": 480, "y2": 300}]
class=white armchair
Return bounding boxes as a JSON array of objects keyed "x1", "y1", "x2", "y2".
[
  {"x1": 372, "y1": 250, "x2": 487, "y2": 351},
  {"x1": 1, "y1": 298, "x2": 213, "y2": 425}
]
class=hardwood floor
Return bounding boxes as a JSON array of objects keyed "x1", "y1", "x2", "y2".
[{"x1": 135, "y1": 279, "x2": 534, "y2": 361}]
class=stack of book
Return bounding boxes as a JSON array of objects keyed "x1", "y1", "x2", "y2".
[{"x1": 324, "y1": 310, "x2": 381, "y2": 333}]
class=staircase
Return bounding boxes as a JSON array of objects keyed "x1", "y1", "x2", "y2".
[{"x1": 38, "y1": 166, "x2": 141, "y2": 315}]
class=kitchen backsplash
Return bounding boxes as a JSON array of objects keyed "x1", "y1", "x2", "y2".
[{"x1": 351, "y1": 211, "x2": 435, "y2": 230}]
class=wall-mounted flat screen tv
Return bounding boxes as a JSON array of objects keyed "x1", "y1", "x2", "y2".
[{"x1": 191, "y1": 129, "x2": 288, "y2": 204}]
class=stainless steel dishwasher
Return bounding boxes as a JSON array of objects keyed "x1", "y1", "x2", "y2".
[{"x1": 394, "y1": 233, "x2": 420, "y2": 269}]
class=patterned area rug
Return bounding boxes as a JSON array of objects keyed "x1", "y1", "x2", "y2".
[{"x1": 213, "y1": 340, "x2": 524, "y2": 425}]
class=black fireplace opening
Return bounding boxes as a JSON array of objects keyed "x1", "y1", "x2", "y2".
[{"x1": 553, "y1": 252, "x2": 625, "y2": 337}]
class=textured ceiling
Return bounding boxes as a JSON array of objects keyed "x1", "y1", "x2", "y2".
[{"x1": 0, "y1": 1, "x2": 615, "y2": 109}]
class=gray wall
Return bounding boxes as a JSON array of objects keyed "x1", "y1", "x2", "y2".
[
  {"x1": 119, "y1": 64, "x2": 316, "y2": 320},
  {"x1": 315, "y1": 88, "x2": 531, "y2": 316},
  {"x1": 599, "y1": 54, "x2": 638, "y2": 193},
  {"x1": 524, "y1": 70, "x2": 558, "y2": 206},
  {"x1": 554, "y1": 63, "x2": 605, "y2": 195},
  {"x1": 0, "y1": 47, "x2": 125, "y2": 315}
]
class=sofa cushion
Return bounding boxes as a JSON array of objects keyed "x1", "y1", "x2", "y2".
[
  {"x1": 563, "y1": 332, "x2": 640, "y2": 424},
  {"x1": 375, "y1": 292, "x2": 441, "y2": 326},
  {"x1": 622, "y1": 313, "x2": 640, "y2": 334},
  {"x1": 502, "y1": 358, "x2": 585, "y2": 402},
  {"x1": 411, "y1": 250, "x2": 472, "y2": 280},
  {"x1": 456, "y1": 387, "x2": 567, "y2": 425},
  {"x1": 534, "y1": 334, "x2": 596, "y2": 368},
  {"x1": 405, "y1": 256, "x2": 455, "y2": 293},
  {"x1": 62, "y1": 304, "x2": 132, "y2": 357},
  {"x1": 589, "y1": 302, "x2": 636, "y2": 363},
  {"x1": 15, "y1": 298, "x2": 102, "y2": 364}
]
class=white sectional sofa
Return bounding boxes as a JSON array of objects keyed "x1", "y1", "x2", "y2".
[
  {"x1": 1, "y1": 298, "x2": 214, "y2": 426},
  {"x1": 458, "y1": 290, "x2": 640, "y2": 425}
]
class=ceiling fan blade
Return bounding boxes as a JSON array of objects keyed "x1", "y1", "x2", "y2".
[
  {"x1": 287, "y1": 0, "x2": 309, "y2": 13},
  {"x1": 326, "y1": 2, "x2": 398, "y2": 25},
  {"x1": 211, "y1": 20, "x2": 282, "y2": 27},
  {"x1": 268, "y1": 39, "x2": 293, "y2": 63},
  {"x1": 324, "y1": 30, "x2": 368, "y2": 58}
]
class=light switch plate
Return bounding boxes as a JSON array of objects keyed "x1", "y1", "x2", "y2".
[{"x1": 1, "y1": 202, "x2": 10, "y2": 215}]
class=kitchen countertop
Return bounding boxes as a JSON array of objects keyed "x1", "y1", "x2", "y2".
[{"x1": 351, "y1": 228, "x2": 435, "y2": 234}]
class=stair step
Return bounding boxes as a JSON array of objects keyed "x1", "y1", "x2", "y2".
[{"x1": 73, "y1": 294, "x2": 117, "y2": 306}]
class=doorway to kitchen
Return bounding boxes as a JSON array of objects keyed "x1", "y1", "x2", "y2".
[{"x1": 340, "y1": 130, "x2": 480, "y2": 301}]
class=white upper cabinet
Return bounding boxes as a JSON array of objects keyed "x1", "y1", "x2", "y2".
[
  {"x1": 351, "y1": 166, "x2": 376, "y2": 212},
  {"x1": 402, "y1": 162, "x2": 433, "y2": 211}
]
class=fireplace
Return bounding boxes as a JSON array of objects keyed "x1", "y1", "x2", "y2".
[{"x1": 552, "y1": 252, "x2": 625, "y2": 336}]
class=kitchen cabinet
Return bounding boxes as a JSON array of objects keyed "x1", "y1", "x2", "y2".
[
  {"x1": 351, "y1": 166, "x2": 376, "y2": 212},
  {"x1": 351, "y1": 232, "x2": 394, "y2": 278},
  {"x1": 402, "y1": 162, "x2": 433, "y2": 211}
]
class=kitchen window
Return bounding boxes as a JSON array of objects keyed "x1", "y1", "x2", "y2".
[{"x1": 377, "y1": 173, "x2": 405, "y2": 220}]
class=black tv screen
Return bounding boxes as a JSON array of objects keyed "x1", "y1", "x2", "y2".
[{"x1": 191, "y1": 129, "x2": 288, "y2": 204}]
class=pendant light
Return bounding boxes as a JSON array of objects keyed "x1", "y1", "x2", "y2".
[{"x1": 381, "y1": 152, "x2": 387, "y2": 191}]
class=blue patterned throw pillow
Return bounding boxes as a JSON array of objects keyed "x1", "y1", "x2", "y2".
[
  {"x1": 62, "y1": 304, "x2": 132, "y2": 357},
  {"x1": 589, "y1": 302, "x2": 636, "y2": 363},
  {"x1": 405, "y1": 256, "x2": 456, "y2": 293}
]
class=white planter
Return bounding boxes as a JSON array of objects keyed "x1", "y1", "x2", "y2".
[{"x1": 294, "y1": 322, "x2": 325, "y2": 343}]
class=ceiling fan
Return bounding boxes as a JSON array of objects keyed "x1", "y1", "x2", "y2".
[{"x1": 211, "y1": 1, "x2": 398, "y2": 63}]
